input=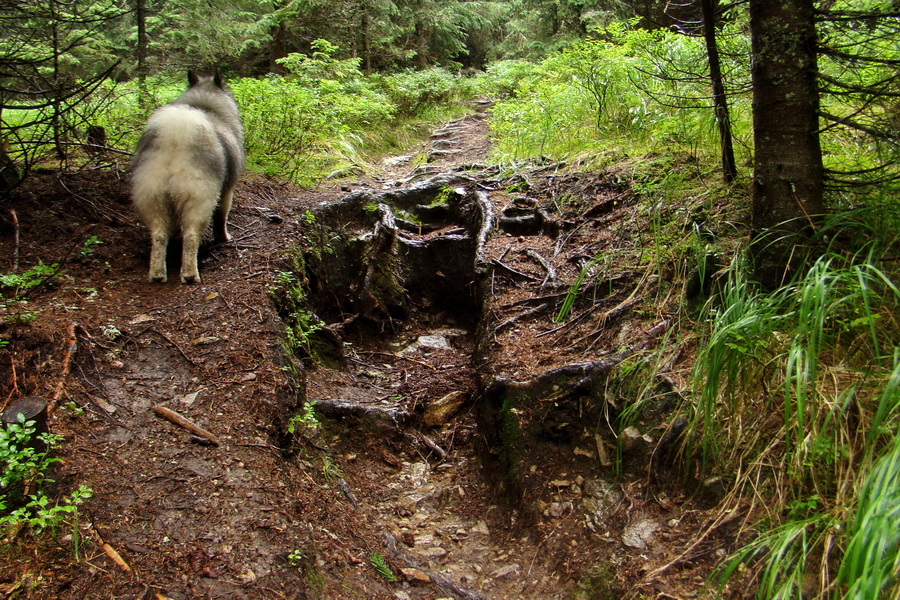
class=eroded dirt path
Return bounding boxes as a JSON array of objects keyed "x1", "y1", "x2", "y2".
[{"x1": 2, "y1": 101, "x2": 722, "y2": 600}]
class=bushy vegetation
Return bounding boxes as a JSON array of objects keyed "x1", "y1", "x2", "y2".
[
  {"x1": 487, "y1": 21, "x2": 756, "y2": 167},
  {"x1": 232, "y1": 43, "x2": 474, "y2": 182},
  {"x1": 6, "y1": 40, "x2": 474, "y2": 185},
  {"x1": 701, "y1": 244, "x2": 900, "y2": 599},
  {"x1": 1, "y1": 416, "x2": 92, "y2": 551}
]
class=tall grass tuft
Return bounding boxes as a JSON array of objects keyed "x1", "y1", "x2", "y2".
[
  {"x1": 836, "y1": 406, "x2": 900, "y2": 600},
  {"x1": 692, "y1": 233, "x2": 900, "y2": 598}
]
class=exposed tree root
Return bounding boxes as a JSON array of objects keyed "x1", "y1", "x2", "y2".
[
  {"x1": 381, "y1": 531, "x2": 488, "y2": 600},
  {"x1": 486, "y1": 320, "x2": 670, "y2": 405},
  {"x1": 311, "y1": 398, "x2": 414, "y2": 426}
]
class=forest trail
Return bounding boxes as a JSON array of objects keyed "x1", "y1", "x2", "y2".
[{"x1": 1, "y1": 102, "x2": 720, "y2": 599}]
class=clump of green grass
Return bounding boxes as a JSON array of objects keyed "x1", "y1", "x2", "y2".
[
  {"x1": 690, "y1": 238, "x2": 900, "y2": 598},
  {"x1": 369, "y1": 551, "x2": 397, "y2": 582}
]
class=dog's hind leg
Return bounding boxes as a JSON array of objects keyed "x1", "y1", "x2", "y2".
[
  {"x1": 213, "y1": 186, "x2": 234, "y2": 243},
  {"x1": 180, "y1": 217, "x2": 208, "y2": 284},
  {"x1": 146, "y1": 221, "x2": 171, "y2": 283}
]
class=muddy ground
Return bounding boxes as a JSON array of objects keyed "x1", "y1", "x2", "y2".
[{"x1": 0, "y1": 104, "x2": 746, "y2": 599}]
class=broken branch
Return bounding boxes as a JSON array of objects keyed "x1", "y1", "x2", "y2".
[
  {"x1": 92, "y1": 528, "x2": 132, "y2": 573},
  {"x1": 311, "y1": 398, "x2": 414, "y2": 426},
  {"x1": 47, "y1": 321, "x2": 77, "y2": 416},
  {"x1": 525, "y1": 248, "x2": 557, "y2": 287},
  {"x1": 153, "y1": 404, "x2": 220, "y2": 446}
]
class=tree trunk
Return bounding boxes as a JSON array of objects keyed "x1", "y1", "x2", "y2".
[
  {"x1": 701, "y1": 0, "x2": 737, "y2": 184},
  {"x1": 749, "y1": 0, "x2": 824, "y2": 288},
  {"x1": 50, "y1": 0, "x2": 65, "y2": 160},
  {"x1": 135, "y1": 0, "x2": 148, "y2": 108},
  {"x1": 362, "y1": 10, "x2": 372, "y2": 73},
  {"x1": 136, "y1": 0, "x2": 147, "y2": 81}
]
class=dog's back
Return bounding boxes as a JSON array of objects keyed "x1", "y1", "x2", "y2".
[{"x1": 132, "y1": 72, "x2": 244, "y2": 283}]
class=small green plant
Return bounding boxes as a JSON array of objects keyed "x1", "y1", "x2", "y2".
[
  {"x1": 288, "y1": 548, "x2": 304, "y2": 567},
  {"x1": 0, "y1": 262, "x2": 57, "y2": 296},
  {"x1": 299, "y1": 210, "x2": 316, "y2": 225},
  {"x1": 287, "y1": 401, "x2": 320, "y2": 434},
  {"x1": 62, "y1": 401, "x2": 84, "y2": 417},
  {"x1": 3, "y1": 485, "x2": 92, "y2": 537},
  {"x1": 3, "y1": 310, "x2": 38, "y2": 325},
  {"x1": 369, "y1": 551, "x2": 397, "y2": 582},
  {"x1": 555, "y1": 254, "x2": 606, "y2": 323},
  {"x1": 321, "y1": 455, "x2": 342, "y2": 484},
  {"x1": 78, "y1": 235, "x2": 103, "y2": 259},
  {"x1": 0, "y1": 415, "x2": 92, "y2": 543}
]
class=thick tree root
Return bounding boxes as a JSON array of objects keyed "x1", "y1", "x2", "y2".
[
  {"x1": 486, "y1": 320, "x2": 669, "y2": 403},
  {"x1": 381, "y1": 531, "x2": 488, "y2": 600},
  {"x1": 310, "y1": 398, "x2": 414, "y2": 426}
]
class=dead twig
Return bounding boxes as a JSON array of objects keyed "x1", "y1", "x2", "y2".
[
  {"x1": 10, "y1": 209, "x2": 19, "y2": 271},
  {"x1": 153, "y1": 404, "x2": 220, "y2": 446},
  {"x1": 3, "y1": 354, "x2": 20, "y2": 409},
  {"x1": 493, "y1": 303, "x2": 551, "y2": 336},
  {"x1": 418, "y1": 432, "x2": 448, "y2": 460},
  {"x1": 150, "y1": 328, "x2": 197, "y2": 366},
  {"x1": 525, "y1": 248, "x2": 557, "y2": 287},
  {"x1": 47, "y1": 321, "x2": 78, "y2": 416},
  {"x1": 92, "y1": 527, "x2": 132, "y2": 573},
  {"x1": 490, "y1": 259, "x2": 539, "y2": 282}
]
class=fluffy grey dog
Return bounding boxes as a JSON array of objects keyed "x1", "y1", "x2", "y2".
[{"x1": 131, "y1": 72, "x2": 244, "y2": 283}]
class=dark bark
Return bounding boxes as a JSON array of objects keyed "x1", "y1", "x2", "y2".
[
  {"x1": 361, "y1": 10, "x2": 372, "y2": 73},
  {"x1": 701, "y1": 0, "x2": 737, "y2": 183},
  {"x1": 749, "y1": 0, "x2": 825, "y2": 288},
  {"x1": 136, "y1": 0, "x2": 147, "y2": 84}
]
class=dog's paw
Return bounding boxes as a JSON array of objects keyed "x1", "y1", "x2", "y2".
[
  {"x1": 149, "y1": 270, "x2": 167, "y2": 283},
  {"x1": 181, "y1": 272, "x2": 201, "y2": 284}
]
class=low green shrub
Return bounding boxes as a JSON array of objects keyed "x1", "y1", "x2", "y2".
[{"x1": 0, "y1": 416, "x2": 92, "y2": 545}]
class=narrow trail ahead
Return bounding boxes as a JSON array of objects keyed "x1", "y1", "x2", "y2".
[{"x1": 2, "y1": 102, "x2": 719, "y2": 600}]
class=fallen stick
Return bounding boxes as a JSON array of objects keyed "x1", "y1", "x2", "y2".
[
  {"x1": 152, "y1": 404, "x2": 220, "y2": 446},
  {"x1": 151, "y1": 328, "x2": 197, "y2": 366},
  {"x1": 47, "y1": 321, "x2": 78, "y2": 416},
  {"x1": 311, "y1": 398, "x2": 413, "y2": 426},
  {"x1": 92, "y1": 528, "x2": 132, "y2": 573},
  {"x1": 10, "y1": 209, "x2": 19, "y2": 271},
  {"x1": 417, "y1": 432, "x2": 448, "y2": 461},
  {"x1": 525, "y1": 248, "x2": 557, "y2": 287}
]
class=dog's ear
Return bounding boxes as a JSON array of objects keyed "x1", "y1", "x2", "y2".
[
  {"x1": 213, "y1": 70, "x2": 224, "y2": 88},
  {"x1": 188, "y1": 71, "x2": 199, "y2": 87}
]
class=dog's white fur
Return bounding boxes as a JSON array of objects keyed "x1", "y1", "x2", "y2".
[{"x1": 131, "y1": 72, "x2": 244, "y2": 283}]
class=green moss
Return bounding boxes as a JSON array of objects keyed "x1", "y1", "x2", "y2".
[{"x1": 572, "y1": 564, "x2": 623, "y2": 600}]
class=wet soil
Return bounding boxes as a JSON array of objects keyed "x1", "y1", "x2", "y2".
[{"x1": 0, "y1": 102, "x2": 738, "y2": 599}]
